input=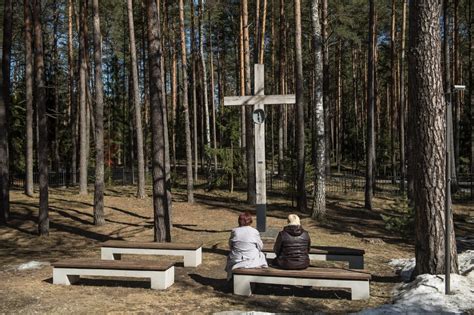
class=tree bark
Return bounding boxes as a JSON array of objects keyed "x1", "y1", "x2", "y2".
[
  {"x1": 68, "y1": 0, "x2": 77, "y2": 186},
  {"x1": 33, "y1": 0, "x2": 49, "y2": 235},
  {"x1": 92, "y1": 0, "x2": 105, "y2": 225},
  {"x1": 146, "y1": 0, "x2": 171, "y2": 242},
  {"x1": 191, "y1": 0, "x2": 199, "y2": 180},
  {"x1": 127, "y1": 0, "x2": 147, "y2": 199},
  {"x1": 409, "y1": 0, "x2": 459, "y2": 276},
  {"x1": 390, "y1": 0, "x2": 397, "y2": 184},
  {"x1": 278, "y1": 0, "x2": 286, "y2": 175},
  {"x1": 322, "y1": 0, "x2": 330, "y2": 175},
  {"x1": 243, "y1": 0, "x2": 256, "y2": 204},
  {"x1": 179, "y1": 0, "x2": 194, "y2": 203},
  {"x1": 198, "y1": 0, "x2": 211, "y2": 155},
  {"x1": 79, "y1": 0, "x2": 88, "y2": 195},
  {"x1": 365, "y1": 0, "x2": 376, "y2": 210},
  {"x1": 399, "y1": 0, "x2": 407, "y2": 193},
  {"x1": 294, "y1": 0, "x2": 306, "y2": 212},
  {"x1": 0, "y1": 0, "x2": 12, "y2": 224},
  {"x1": 258, "y1": 0, "x2": 267, "y2": 64},
  {"x1": 24, "y1": 0, "x2": 34, "y2": 197},
  {"x1": 311, "y1": 0, "x2": 325, "y2": 218}
]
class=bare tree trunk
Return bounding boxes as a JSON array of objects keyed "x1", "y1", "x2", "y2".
[
  {"x1": 409, "y1": 0, "x2": 458, "y2": 276},
  {"x1": 127, "y1": 0, "x2": 147, "y2": 198},
  {"x1": 0, "y1": 0, "x2": 12, "y2": 224},
  {"x1": 294, "y1": 0, "x2": 306, "y2": 211},
  {"x1": 191, "y1": 0, "x2": 199, "y2": 180},
  {"x1": 322, "y1": 0, "x2": 330, "y2": 175},
  {"x1": 390, "y1": 0, "x2": 397, "y2": 184},
  {"x1": 209, "y1": 17, "x2": 218, "y2": 173},
  {"x1": 278, "y1": 0, "x2": 286, "y2": 175},
  {"x1": 24, "y1": 0, "x2": 34, "y2": 197},
  {"x1": 198, "y1": 0, "x2": 211, "y2": 157},
  {"x1": 79, "y1": 0, "x2": 88, "y2": 195},
  {"x1": 33, "y1": 0, "x2": 49, "y2": 235},
  {"x1": 243, "y1": 0, "x2": 256, "y2": 204},
  {"x1": 399, "y1": 0, "x2": 407, "y2": 193},
  {"x1": 68, "y1": 0, "x2": 77, "y2": 186},
  {"x1": 336, "y1": 40, "x2": 342, "y2": 173},
  {"x1": 92, "y1": 0, "x2": 105, "y2": 225},
  {"x1": 470, "y1": 0, "x2": 474, "y2": 176},
  {"x1": 453, "y1": 0, "x2": 461, "y2": 173},
  {"x1": 239, "y1": 11, "x2": 246, "y2": 148},
  {"x1": 365, "y1": 0, "x2": 376, "y2": 210},
  {"x1": 147, "y1": 0, "x2": 171, "y2": 242},
  {"x1": 311, "y1": 0, "x2": 325, "y2": 218},
  {"x1": 258, "y1": 0, "x2": 267, "y2": 64},
  {"x1": 179, "y1": 0, "x2": 194, "y2": 203}
]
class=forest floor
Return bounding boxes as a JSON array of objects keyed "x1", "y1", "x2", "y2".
[{"x1": 0, "y1": 185, "x2": 473, "y2": 314}]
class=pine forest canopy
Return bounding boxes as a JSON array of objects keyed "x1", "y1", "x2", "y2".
[{"x1": 0, "y1": 0, "x2": 471, "y2": 276}]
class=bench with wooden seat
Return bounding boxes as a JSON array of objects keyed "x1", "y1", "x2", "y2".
[
  {"x1": 52, "y1": 259, "x2": 175, "y2": 290},
  {"x1": 262, "y1": 243, "x2": 365, "y2": 269},
  {"x1": 101, "y1": 240, "x2": 202, "y2": 267},
  {"x1": 233, "y1": 267, "x2": 371, "y2": 300}
]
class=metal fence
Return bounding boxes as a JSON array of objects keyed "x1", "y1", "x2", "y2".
[{"x1": 10, "y1": 167, "x2": 474, "y2": 201}]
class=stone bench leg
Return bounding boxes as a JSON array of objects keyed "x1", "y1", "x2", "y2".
[
  {"x1": 150, "y1": 267, "x2": 175, "y2": 290},
  {"x1": 53, "y1": 269, "x2": 80, "y2": 285},
  {"x1": 101, "y1": 248, "x2": 121, "y2": 260},
  {"x1": 183, "y1": 248, "x2": 202, "y2": 267},
  {"x1": 349, "y1": 281, "x2": 370, "y2": 300},
  {"x1": 233, "y1": 275, "x2": 252, "y2": 296}
]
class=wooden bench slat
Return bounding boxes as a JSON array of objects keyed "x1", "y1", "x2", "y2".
[
  {"x1": 233, "y1": 267, "x2": 371, "y2": 281},
  {"x1": 262, "y1": 244, "x2": 365, "y2": 256},
  {"x1": 102, "y1": 240, "x2": 203, "y2": 251},
  {"x1": 52, "y1": 259, "x2": 174, "y2": 271}
]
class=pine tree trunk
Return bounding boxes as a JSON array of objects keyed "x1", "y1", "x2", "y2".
[
  {"x1": 470, "y1": 0, "x2": 474, "y2": 176},
  {"x1": 258, "y1": 0, "x2": 267, "y2": 64},
  {"x1": 0, "y1": 0, "x2": 12, "y2": 224},
  {"x1": 390, "y1": 0, "x2": 397, "y2": 185},
  {"x1": 198, "y1": 0, "x2": 211, "y2": 156},
  {"x1": 409, "y1": 0, "x2": 458, "y2": 276},
  {"x1": 311, "y1": 0, "x2": 326, "y2": 218},
  {"x1": 191, "y1": 0, "x2": 199, "y2": 180},
  {"x1": 294, "y1": 0, "x2": 306, "y2": 212},
  {"x1": 278, "y1": 0, "x2": 286, "y2": 175},
  {"x1": 24, "y1": 0, "x2": 34, "y2": 197},
  {"x1": 365, "y1": 0, "x2": 376, "y2": 210},
  {"x1": 239, "y1": 11, "x2": 246, "y2": 148},
  {"x1": 179, "y1": 0, "x2": 194, "y2": 203},
  {"x1": 92, "y1": 0, "x2": 105, "y2": 225},
  {"x1": 79, "y1": 0, "x2": 88, "y2": 195},
  {"x1": 243, "y1": 0, "x2": 256, "y2": 204},
  {"x1": 68, "y1": 0, "x2": 77, "y2": 186},
  {"x1": 147, "y1": 0, "x2": 171, "y2": 242},
  {"x1": 33, "y1": 0, "x2": 49, "y2": 235},
  {"x1": 209, "y1": 18, "x2": 218, "y2": 173},
  {"x1": 322, "y1": 0, "x2": 330, "y2": 175},
  {"x1": 127, "y1": 0, "x2": 147, "y2": 199},
  {"x1": 399, "y1": 0, "x2": 407, "y2": 193},
  {"x1": 453, "y1": 0, "x2": 460, "y2": 174},
  {"x1": 336, "y1": 40, "x2": 342, "y2": 173}
]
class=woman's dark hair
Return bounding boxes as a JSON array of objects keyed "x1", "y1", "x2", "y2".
[{"x1": 238, "y1": 212, "x2": 253, "y2": 227}]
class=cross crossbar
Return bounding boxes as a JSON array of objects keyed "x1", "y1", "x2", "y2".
[{"x1": 224, "y1": 95, "x2": 296, "y2": 106}]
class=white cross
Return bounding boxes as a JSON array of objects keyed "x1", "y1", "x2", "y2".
[{"x1": 224, "y1": 64, "x2": 296, "y2": 232}]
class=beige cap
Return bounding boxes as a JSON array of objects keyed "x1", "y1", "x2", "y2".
[{"x1": 287, "y1": 214, "x2": 300, "y2": 226}]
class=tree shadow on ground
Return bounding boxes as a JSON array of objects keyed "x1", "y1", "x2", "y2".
[{"x1": 174, "y1": 224, "x2": 231, "y2": 234}]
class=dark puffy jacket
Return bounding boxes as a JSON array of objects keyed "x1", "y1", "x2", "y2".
[{"x1": 273, "y1": 225, "x2": 311, "y2": 270}]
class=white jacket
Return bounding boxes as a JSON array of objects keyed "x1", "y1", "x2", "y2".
[{"x1": 225, "y1": 226, "x2": 268, "y2": 276}]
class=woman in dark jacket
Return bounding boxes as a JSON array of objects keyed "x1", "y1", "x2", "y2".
[{"x1": 273, "y1": 214, "x2": 311, "y2": 270}]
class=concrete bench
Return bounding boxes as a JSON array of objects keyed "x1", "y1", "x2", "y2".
[
  {"x1": 52, "y1": 259, "x2": 175, "y2": 290},
  {"x1": 233, "y1": 267, "x2": 371, "y2": 300},
  {"x1": 263, "y1": 244, "x2": 365, "y2": 269},
  {"x1": 101, "y1": 240, "x2": 202, "y2": 267}
]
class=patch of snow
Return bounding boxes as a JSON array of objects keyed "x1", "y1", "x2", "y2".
[
  {"x1": 357, "y1": 251, "x2": 474, "y2": 314},
  {"x1": 17, "y1": 261, "x2": 50, "y2": 271}
]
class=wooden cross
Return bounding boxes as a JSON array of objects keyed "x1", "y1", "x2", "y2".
[{"x1": 224, "y1": 64, "x2": 296, "y2": 232}]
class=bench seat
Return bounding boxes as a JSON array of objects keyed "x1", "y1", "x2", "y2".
[
  {"x1": 233, "y1": 267, "x2": 371, "y2": 300},
  {"x1": 101, "y1": 240, "x2": 202, "y2": 267},
  {"x1": 52, "y1": 259, "x2": 175, "y2": 290},
  {"x1": 263, "y1": 244, "x2": 365, "y2": 269}
]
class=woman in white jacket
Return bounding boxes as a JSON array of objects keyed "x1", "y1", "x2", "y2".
[{"x1": 225, "y1": 212, "x2": 268, "y2": 280}]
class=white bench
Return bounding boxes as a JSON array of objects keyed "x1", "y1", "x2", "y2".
[
  {"x1": 263, "y1": 244, "x2": 365, "y2": 269},
  {"x1": 101, "y1": 240, "x2": 202, "y2": 267},
  {"x1": 233, "y1": 267, "x2": 371, "y2": 300},
  {"x1": 52, "y1": 259, "x2": 175, "y2": 290}
]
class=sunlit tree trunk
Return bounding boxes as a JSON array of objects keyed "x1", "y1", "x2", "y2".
[
  {"x1": 399, "y1": 0, "x2": 407, "y2": 193},
  {"x1": 311, "y1": 0, "x2": 325, "y2": 218},
  {"x1": 92, "y1": 0, "x2": 105, "y2": 225},
  {"x1": 79, "y1": 0, "x2": 88, "y2": 195},
  {"x1": 179, "y1": 0, "x2": 194, "y2": 203},
  {"x1": 33, "y1": 0, "x2": 49, "y2": 235},
  {"x1": 409, "y1": 0, "x2": 458, "y2": 276},
  {"x1": 127, "y1": 0, "x2": 147, "y2": 199},
  {"x1": 24, "y1": 0, "x2": 34, "y2": 197}
]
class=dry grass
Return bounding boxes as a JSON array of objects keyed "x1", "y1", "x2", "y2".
[{"x1": 0, "y1": 185, "x2": 471, "y2": 314}]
